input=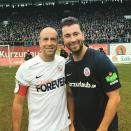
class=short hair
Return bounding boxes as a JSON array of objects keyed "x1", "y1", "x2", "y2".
[{"x1": 61, "y1": 16, "x2": 83, "y2": 31}]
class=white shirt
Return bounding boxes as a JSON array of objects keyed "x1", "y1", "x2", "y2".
[{"x1": 15, "y1": 55, "x2": 71, "y2": 131}]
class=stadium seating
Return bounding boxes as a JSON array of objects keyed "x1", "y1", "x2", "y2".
[{"x1": 0, "y1": 1, "x2": 131, "y2": 45}]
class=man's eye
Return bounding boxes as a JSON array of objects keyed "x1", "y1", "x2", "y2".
[
  {"x1": 42, "y1": 38, "x2": 48, "y2": 41},
  {"x1": 73, "y1": 33, "x2": 79, "y2": 36},
  {"x1": 64, "y1": 35, "x2": 70, "y2": 38},
  {"x1": 51, "y1": 38, "x2": 57, "y2": 41}
]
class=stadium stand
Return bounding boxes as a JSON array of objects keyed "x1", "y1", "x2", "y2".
[{"x1": 0, "y1": 0, "x2": 131, "y2": 45}]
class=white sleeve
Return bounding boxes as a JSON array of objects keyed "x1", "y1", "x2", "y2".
[{"x1": 14, "y1": 64, "x2": 29, "y2": 93}]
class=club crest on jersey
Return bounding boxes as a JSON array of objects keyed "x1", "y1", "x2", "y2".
[
  {"x1": 83, "y1": 67, "x2": 90, "y2": 77},
  {"x1": 57, "y1": 65, "x2": 63, "y2": 72}
]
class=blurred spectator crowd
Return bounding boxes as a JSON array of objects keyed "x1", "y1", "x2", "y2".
[{"x1": 0, "y1": 1, "x2": 131, "y2": 46}]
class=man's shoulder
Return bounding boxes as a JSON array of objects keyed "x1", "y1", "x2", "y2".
[
  {"x1": 55, "y1": 55, "x2": 66, "y2": 63},
  {"x1": 19, "y1": 55, "x2": 40, "y2": 71},
  {"x1": 88, "y1": 48, "x2": 101, "y2": 56},
  {"x1": 88, "y1": 48, "x2": 106, "y2": 61}
]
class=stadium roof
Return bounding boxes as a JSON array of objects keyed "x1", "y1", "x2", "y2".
[
  {"x1": 0, "y1": 0, "x2": 129, "y2": 6},
  {"x1": 0, "y1": 0, "x2": 129, "y2": 3}
]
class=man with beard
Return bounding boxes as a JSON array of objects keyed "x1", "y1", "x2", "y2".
[
  {"x1": 61, "y1": 17, "x2": 121, "y2": 131},
  {"x1": 12, "y1": 27, "x2": 71, "y2": 131}
]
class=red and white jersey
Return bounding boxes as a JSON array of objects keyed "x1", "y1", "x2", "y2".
[{"x1": 15, "y1": 55, "x2": 71, "y2": 131}]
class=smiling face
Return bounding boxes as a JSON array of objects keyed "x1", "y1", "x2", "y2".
[
  {"x1": 39, "y1": 27, "x2": 58, "y2": 58},
  {"x1": 62, "y1": 24, "x2": 85, "y2": 54}
]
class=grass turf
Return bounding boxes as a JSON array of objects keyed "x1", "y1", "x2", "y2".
[{"x1": 0, "y1": 64, "x2": 131, "y2": 131}]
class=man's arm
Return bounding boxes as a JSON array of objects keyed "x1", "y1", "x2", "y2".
[
  {"x1": 12, "y1": 94, "x2": 25, "y2": 131},
  {"x1": 97, "y1": 89, "x2": 121, "y2": 131},
  {"x1": 66, "y1": 84, "x2": 75, "y2": 131}
]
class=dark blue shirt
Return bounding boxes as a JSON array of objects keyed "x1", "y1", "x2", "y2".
[{"x1": 65, "y1": 48, "x2": 121, "y2": 131}]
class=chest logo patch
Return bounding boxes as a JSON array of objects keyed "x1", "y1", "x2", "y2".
[
  {"x1": 83, "y1": 67, "x2": 90, "y2": 77},
  {"x1": 57, "y1": 65, "x2": 63, "y2": 72}
]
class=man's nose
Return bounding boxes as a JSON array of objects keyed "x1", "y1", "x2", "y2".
[
  {"x1": 70, "y1": 35, "x2": 76, "y2": 42},
  {"x1": 47, "y1": 39, "x2": 52, "y2": 45}
]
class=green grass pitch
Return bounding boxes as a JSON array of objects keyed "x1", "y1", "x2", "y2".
[{"x1": 0, "y1": 64, "x2": 131, "y2": 131}]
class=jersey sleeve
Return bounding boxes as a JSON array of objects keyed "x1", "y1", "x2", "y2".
[
  {"x1": 14, "y1": 64, "x2": 29, "y2": 95},
  {"x1": 96, "y1": 53, "x2": 121, "y2": 92}
]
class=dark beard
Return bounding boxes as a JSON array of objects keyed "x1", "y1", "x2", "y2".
[{"x1": 72, "y1": 41, "x2": 83, "y2": 55}]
